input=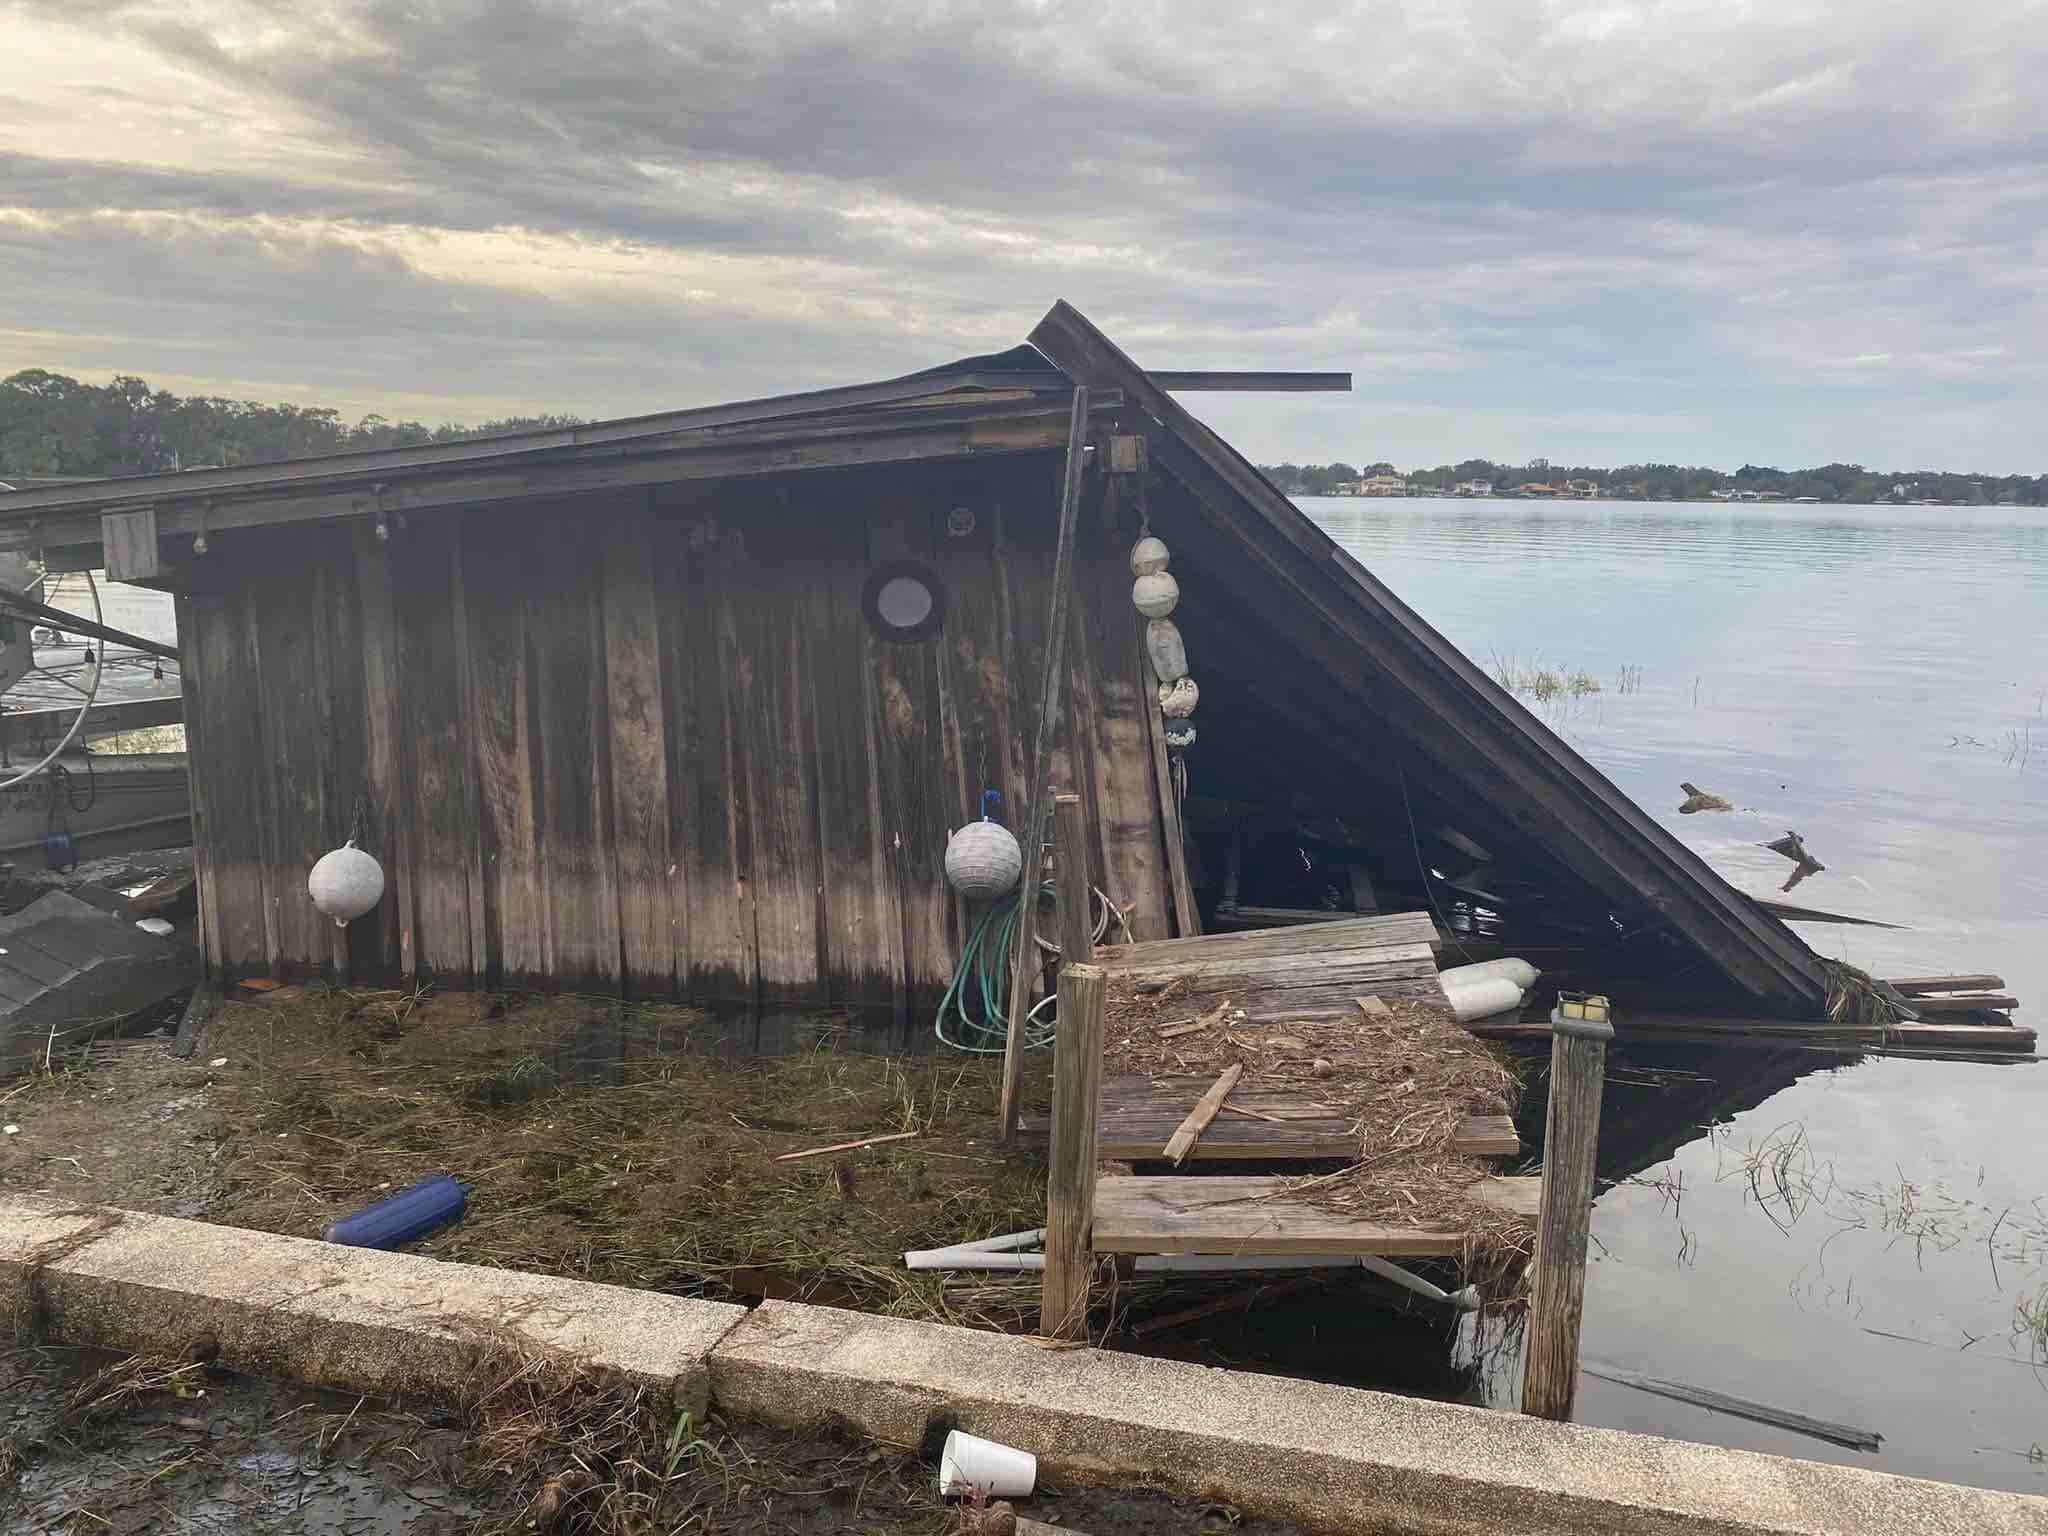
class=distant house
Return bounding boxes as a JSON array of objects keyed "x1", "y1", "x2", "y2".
[
  {"x1": 1452, "y1": 478, "x2": 1493, "y2": 497},
  {"x1": 1562, "y1": 478, "x2": 1599, "y2": 498},
  {"x1": 1517, "y1": 482, "x2": 1563, "y2": 498},
  {"x1": 1356, "y1": 473, "x2": 1410, "y2": 497}
]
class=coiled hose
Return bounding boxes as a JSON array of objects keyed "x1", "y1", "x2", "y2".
[{"x1": 934, "y1": 880, "x2": 1125, "y2": 1054}]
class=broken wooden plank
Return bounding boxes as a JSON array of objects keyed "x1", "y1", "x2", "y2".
[
  {"x1": 1097, "y1": 911, "x2": 1437, "y2": 970},
  {"x1": 1160, "y1": 996, "x2": 1234, "y2": 1040},
  {"x1": 1884, "y1": 974, "x2": 2004, "y2": 995},
  {"x1": 774, "y1": 1130, "x2": 920, "y2": 1162},
  {"x1": 1355, "y1": 995, "x2": 1392, "y2": 1019},
  {"x1": 1164, "y1": 1064, "x2": 1243, "y2": 1166},
  {"x1": 1906, "y1": 993, "x2": 2017, "y2": 1014},
  {"x1": 1465, "y1": 1013, "x2": 2036, "y2": 1053},
  {"x1": 1093, "y1": 1174, "x2": 1540, "y2": 1256}
]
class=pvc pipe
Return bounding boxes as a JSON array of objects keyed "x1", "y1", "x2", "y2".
[
  {"x1": 906, "y1": 1251, "x2": 1360, "y2": 1275},
  {"x1": 1440, "y1": 974, "x2": 1524, "y2": 1022},
  {"x1": 1361, "y1": 1254, "x2": 1480, "y2": 1311},
  {"x1": 1440, "y1": 957, "x2": 1540, "y2": 991}
]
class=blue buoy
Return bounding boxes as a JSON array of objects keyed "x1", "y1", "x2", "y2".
[{"x1": 325, "y1": 1175, "x2": 471, "y2": 1250}]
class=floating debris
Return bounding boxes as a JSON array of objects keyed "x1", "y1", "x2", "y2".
[{"x1": 1678, "y1": 781, "x2": 1733, "y2": 814}]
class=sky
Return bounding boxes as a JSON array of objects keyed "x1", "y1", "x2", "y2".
[{"x1": 2, "y1": 0, "x2": 2045, "y2": 474}]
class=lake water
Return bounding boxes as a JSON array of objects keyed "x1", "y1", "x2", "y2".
[{"x1": 1297, "y1": 496, "x2": 2047, "y2": 1494}]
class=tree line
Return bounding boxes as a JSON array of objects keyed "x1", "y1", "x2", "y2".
[
  {"x1": 6, "y1": 369, "x2": 2040, "y2": 508},
  {"x1": 1259, "y1": 458, "x2": 2046, "y2": 505},
  {"x1": 0, "y1": 370, "x2": 582, "y2": 481}
]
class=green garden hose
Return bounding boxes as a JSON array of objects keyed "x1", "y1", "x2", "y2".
[{"x1": 934, "y1": 879, "x2": 1128, "y2": 1054}]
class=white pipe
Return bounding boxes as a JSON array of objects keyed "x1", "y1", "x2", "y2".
[
  {"x1": 902, "y1": 1228, "x2": 1046, "y2": 1267},
  {"x1": 1360, "y1": 1254, "x2": 1480, "y2": 1311},
  {"x1": 906, "y1": 1250, "x2": 1361, "y2": 1275}
]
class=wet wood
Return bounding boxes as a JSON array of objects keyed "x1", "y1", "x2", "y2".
[
  {"x1": 1101, "y1": 912, "x2": 1437, "y2": 971},
  {"x1": 1523, "y1": 1015, "x2": 1609, "y2": 1422},
  {"x1": 1042, "y1": 961, "x2": 1106, "y2": 1338},
  {"x1": 1907, "y1": 993, "x2": 2017, "y2": 1013},
  {"x1": 1885, "y1": 974, "x2": 2004, "y2": 995},
  {"x1": 1093, "y1": 1174, "x2": 1539, "y2": 1256},
  {"x1": 1067, "y1": 1084, "x2": 1519, "y2": 1162},
  {"x1": 351, "y1": 525, "x2": 415, "y2": 979},
  {"x1": 1163, "y1": 1063, "x2": 1242, "y2": 1166},
  {"x1": 1001, "y1": 387, "x2": 1091, "y2": 1141},
  {"x1": 1464, "y1": 1011, "x2": 2036, "y2": 1052},
  {"x1": 600, "y1": 503, "x2": 675, "y2": 995}
]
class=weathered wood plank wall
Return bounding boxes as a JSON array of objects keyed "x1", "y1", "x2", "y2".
[{"x1": 180, "y1": 458, "x2": 1172, "y2": 1004}]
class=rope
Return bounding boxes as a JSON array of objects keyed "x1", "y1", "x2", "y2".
[{"x1": 934, "y1": 880, "x2": 1128, "y2": 1054}]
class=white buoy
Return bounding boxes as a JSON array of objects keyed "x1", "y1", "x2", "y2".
[
  {"x1": 1129, "y1": 535, "x2": 1171, "y2": 576},
  {"x1": 1145, "y1": 618, "x2": 1188, "y2": 683},
  {"x1": 1440, "y1": 973, "x2": 1524, "y2": 1022},
  {"x1": 1163, "y1": 719, "x2": 1197, "y2": 749},
  {"x1": 308, "y1": 840, "x2": 386, "y2": 928},
  {"x1": 944, "y1": 819, "x2": 1023, "y2": 899},
  {"x1": 1440, "y1": 957, "x2": 1541, "y2": 991},
  {"x1": 1132, "y1": 569, "x2": 1180, "y2": 618},
  {"x1": 1158, "y1": 676, "x2": 1199, "y2": 718}
]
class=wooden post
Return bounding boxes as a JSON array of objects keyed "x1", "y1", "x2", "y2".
[
  {"x1": 1522, "y1": 995, "x2": 1613, "y2": 1422},
  {"x1": 998, "y1": 386, "x2": 1090, "y2": 1140},
  {"x1": 1052, "y1": 792, "x2": 1091, "y2": 966},
  {"x1": 1041, "y1": 960, "x2": 1105, "y2": 1339}
]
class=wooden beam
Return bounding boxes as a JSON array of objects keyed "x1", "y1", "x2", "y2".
[
  {"x1": 1042, "y1": 961, "x2": 1106, "y2": 1339},
  {"x1": 1523, "y1": 1004, "x2": 1611, "y2": 1421},
  {"x1": 999, "y1": 387, "x2": 1091, "y2": 1141},
  {"x1": 1093, "y1": 1174, "x2": 1539, "y2": 1256},
  {"x1": 0, "y1": 400, "x2": 1109, "y2": 554},
  {"x1": 102, "y1": 506, "x2": 160, "y2": 581},
  {"x1": 1053, "y1": 792, "x2": 1092, "y2": 965},
  {"x1": 1149, "y1": 372, "x2": 1352, "y2": 392},
  {"x1": 0, "y1": 371, "x2": 1090, "y2": 522}
]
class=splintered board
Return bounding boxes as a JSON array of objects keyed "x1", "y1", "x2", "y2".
[
  {"x1": 1081, "y1": 1078, "x2": 1520, "y2": 1162},
  {"x1": 1093, "y1": 1174, "x2": 1542, "y2": 1256}
]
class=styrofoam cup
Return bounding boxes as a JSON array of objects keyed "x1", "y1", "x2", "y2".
[{"x1": 938, "y1": 1430, "x2": 1036, "y2": 1497}]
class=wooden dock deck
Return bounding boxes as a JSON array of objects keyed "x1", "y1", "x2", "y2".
[{"x1": 1084, "y1": 912, "x2": 1534, "y2": 1259}]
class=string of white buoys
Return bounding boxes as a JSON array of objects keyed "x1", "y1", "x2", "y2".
[{"x1": 1131, "y1": 534, "x2": 1195, "y2": 751}]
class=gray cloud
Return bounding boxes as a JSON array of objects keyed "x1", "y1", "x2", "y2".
[{"x1": 1, "y1": 0, "x2": 2043, "y2": 468}]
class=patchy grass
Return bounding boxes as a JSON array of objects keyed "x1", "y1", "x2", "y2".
[
  {"x1": 199, "y1": 987, "x2": 1055, "y2": 1332},
  {"x1": 1489, "y1": 653, "x2": 1603, "y2": 702}
]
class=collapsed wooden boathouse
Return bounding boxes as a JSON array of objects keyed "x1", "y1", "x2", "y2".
[{"x1": 0, "y1": 302, "x2": 2024, "y2": 1052}]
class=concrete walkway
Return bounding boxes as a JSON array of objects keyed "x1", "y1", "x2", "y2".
[{"x1": 4, "y1": 1195, "x2": 2043, "y2": 1536}]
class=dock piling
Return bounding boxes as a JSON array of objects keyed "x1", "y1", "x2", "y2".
[
  {"x1": 1522, "y1": 993, "x2": 1612, "y2": 1422},
  {"x1": 1041, "y1": 960, "x2": 1106, "y2": 1339}
]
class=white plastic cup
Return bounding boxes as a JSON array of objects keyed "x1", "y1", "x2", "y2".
[{"x1": 938, "y1": 1430, "x2": 1037, "y2": 1497}]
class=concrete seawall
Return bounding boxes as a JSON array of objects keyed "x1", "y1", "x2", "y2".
[{"x1": 5, "y1": 1196, "x2": 2042, "y2": 1536}]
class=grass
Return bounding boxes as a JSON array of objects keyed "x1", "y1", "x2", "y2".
[
  {"x1": 1489, "y1": 652, "x2": 1604, "y2": 702},
  {"x1": 197, "y1": 986, "x2": 1056, "y2": 1333}
]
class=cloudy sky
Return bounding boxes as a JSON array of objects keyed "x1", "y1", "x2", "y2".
[{"x1": 3, "y1": 0, "x2": 2045, "y2": 472}]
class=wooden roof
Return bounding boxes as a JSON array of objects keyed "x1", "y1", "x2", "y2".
[{"x1": 1024, "y1": 302, "x2": 1827, "y2": 1017}]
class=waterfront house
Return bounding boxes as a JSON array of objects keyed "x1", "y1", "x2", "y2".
[{"x1": 1356, "y1": 473, "x2": 1410, "y2": 496}]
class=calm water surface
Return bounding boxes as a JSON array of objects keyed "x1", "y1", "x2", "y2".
[{"x1": 1300, "y1": 496, "x2": 2047, "y2": 1493}]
